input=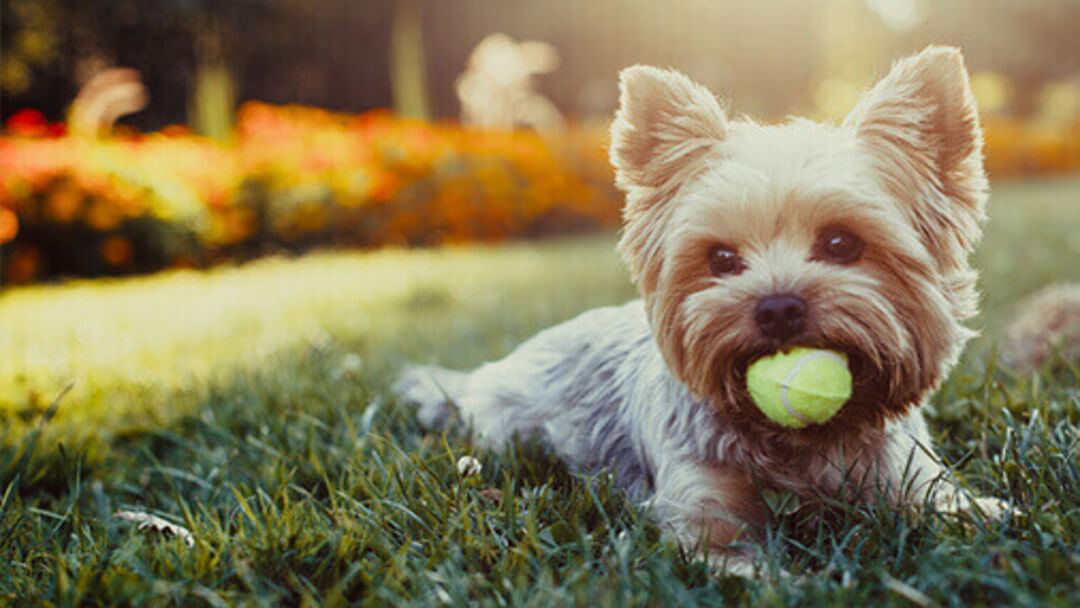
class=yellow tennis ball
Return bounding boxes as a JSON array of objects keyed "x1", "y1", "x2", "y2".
[{"x1": 746, "y1": 347, "x2": 852, "y2": 429}]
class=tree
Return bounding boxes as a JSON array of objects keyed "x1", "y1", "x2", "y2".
[{"x1": 390, "y1": 0, "x2": 431, "y2": 120}]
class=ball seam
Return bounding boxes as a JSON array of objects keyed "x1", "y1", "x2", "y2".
[{"x1": 778, "y1": 350, "x2": 847, "y2": 426}]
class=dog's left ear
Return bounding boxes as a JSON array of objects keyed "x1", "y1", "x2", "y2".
[{"x1": 845, "y1": 45, "x2": 987, "y2": 270}]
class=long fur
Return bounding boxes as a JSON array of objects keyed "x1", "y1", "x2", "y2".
[{"x1": 395, "y1": 46, "x2": 1012, "y2": 575}]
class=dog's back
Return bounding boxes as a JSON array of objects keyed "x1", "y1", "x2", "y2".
[{"x1": 395, "y1": 300, "x2": 658, "y2": 495}]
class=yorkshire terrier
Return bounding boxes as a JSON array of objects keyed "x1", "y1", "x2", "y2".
[{"x1": 396, "y1": 46, "x2": 1013, "y2": 575}]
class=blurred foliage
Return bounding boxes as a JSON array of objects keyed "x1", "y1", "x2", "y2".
[
  {"x1": 3, "y1": 98, "x2": 1079, "y2": 286},
  {"x1": 6, "y1": 1, "x2": 1080, "y2": 129},
  {"x1": 0, "y1": 104, "x2": 619, "y2": 284},
  {"x1": 0, "y1": 0, "x2": 61, "y2": 96},
  {"x1": 982, "y1": 118, "x2": 1080, "y2": 180}
]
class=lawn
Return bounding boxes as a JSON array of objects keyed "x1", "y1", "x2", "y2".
[{"x1": 2, "y1": 177, "x2": 1079, "y2": 606}]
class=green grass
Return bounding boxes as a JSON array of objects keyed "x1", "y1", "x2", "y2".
[{"x1": 2, "y1": 177, "x2": 1079, "y2": 606}]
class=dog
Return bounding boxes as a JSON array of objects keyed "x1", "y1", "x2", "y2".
[{"x1": 395, "y1": 46, "x2": 1013, "y2": 576}]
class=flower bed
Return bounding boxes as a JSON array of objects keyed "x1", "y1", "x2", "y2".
[
  {"x1": 0, "y1": 105, "x2": 620, "y2": 284},
  {"x1": 3, "y1": 105, "x2": 1078, "y2": 285},
  {"x1": 982, "y1": 117, "x2": 1080, "y2": 178}
]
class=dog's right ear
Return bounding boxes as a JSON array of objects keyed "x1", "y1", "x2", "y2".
[
  {"x1": 611, "y1": 67, "x2": 726, "y2": 300},
  {"x1": 609, "y1": 66, "x2": 728, "y2": 192}
]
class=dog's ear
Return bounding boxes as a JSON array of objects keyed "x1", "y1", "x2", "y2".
[
  {"x1": 845, "y1": 45, "x2": 987, "y2": 271},
  {"x1": 610, "y1": 66, "x2": 728, "y2": 192},
  {"x1": 610, "y1": 67, "x2": 727, "y2": 296}
]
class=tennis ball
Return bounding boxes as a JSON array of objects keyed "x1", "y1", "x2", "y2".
[{"x1": 746, "y1": 347, "x2": 852, "y2": 429}]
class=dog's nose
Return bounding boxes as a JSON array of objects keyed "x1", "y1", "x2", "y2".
[{"x1": 754, "y1": 295, "x2": 807, "y2": 341}]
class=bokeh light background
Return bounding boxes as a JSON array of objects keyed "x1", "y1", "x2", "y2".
[{"x1": 2, "y1": 0, "x2": 1080, "y2": 284}]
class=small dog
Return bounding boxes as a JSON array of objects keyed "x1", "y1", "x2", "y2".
[{"x1": 396, "y1": 46, "x2": 1012, "y2": 575}]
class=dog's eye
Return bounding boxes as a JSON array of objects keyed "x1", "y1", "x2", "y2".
[
  {"x1": 707, "y1": 245, "x2": 743, "y2": 276},
  {"x1": 816, "y1": 227, "x2": 864, "y2": 264}
]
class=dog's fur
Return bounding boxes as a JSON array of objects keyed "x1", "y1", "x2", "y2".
[{"x1": 395, "y1": 46, "x2": 1012, "y2": 575}]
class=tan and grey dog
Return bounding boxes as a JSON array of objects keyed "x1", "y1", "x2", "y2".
[{"x1": 396, "y1": 46, "x2": 1013, "y2": 575}]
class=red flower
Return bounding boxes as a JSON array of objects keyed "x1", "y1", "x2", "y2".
[{"x1": 6, "y1": 109, "x2": 49, "y2": 137}]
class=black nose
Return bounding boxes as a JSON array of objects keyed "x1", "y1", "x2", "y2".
[{"x1": 754, "y1": 295, "x2": 807, "y2": 341}]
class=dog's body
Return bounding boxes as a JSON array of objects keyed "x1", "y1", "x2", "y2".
[{"x1": 396, "y1": 46, "x2": 1012, "y2": 575}]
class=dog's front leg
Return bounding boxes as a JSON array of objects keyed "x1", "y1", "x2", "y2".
[
  {"x1": 648, "y1": 459, "x2": 773, "y2": 577},
  {"x1": 877, "y1": 412, "x2": 1015, "y2": 520}
]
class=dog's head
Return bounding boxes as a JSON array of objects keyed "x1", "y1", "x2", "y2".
[{"x1": 609, "y1": 46, "x2": 987, "y2": 436}]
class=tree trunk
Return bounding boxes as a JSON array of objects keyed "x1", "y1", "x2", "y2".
[
  {"x1": 390, "y1": 0, "x2": 431, "y2": 120},
  {"x1": 190, "y1": 14, "x2": 235, "y2": 140}
]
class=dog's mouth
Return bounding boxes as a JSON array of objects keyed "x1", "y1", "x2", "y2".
[
  {"x1": 732, "y1": 343, "x2": 867, "y2": 381},
  {"x1": 725, "y1": 343, "x2": 888, "y2": 435}
]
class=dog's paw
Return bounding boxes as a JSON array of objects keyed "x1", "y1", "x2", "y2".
[
  {"x1": 961, "y1": 496, "x2": 1020, "y2": 521},
  {"x1": 705, "y1": 549, "x2": 791, "y2": 581},
  {"x1": 933, "y1": 493, "x2": 1019, "y2": 522}
]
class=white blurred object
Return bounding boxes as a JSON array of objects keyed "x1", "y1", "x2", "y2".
[
  {"x1": 115, "y1": 509, "x2": 195, "y2": 547},
  {"x1": 69, "y1": 68, "x2": 148, "y2": 137},
  {"x1": 865, "y1": 0, "x2": 928, "y2": 32},
  {"x1": 456, "y1": 455, "x2": 482, "y2": 478},
  {"x1": 333, "y1": 352, "x2": 365, "y2": 380},
  {"x1": 456, "y1": 33, "x2": 564, "y2": 131}
]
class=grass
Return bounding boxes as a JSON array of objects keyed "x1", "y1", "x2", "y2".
[{"x1": 2, "y1": 176, "x2": 1080, "y2": 606}]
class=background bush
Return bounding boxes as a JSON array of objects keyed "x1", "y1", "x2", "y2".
[
  {"x1": 3, "y1": 105, "x2": 1079, "y2": 285},
  {"x1": 0, "y1": 105, "x2": 620, "y2": 284}
]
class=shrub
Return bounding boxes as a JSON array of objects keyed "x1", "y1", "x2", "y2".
[
  {"x1": 1, "y1": 103, "x2": 620, "y2": 284},
  {"x1": 4, "y1": 103, "x2": 1077, "y2": 285}
]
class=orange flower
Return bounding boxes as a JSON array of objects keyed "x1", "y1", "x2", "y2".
[
  {"x1": 44, "y1": 183, "x2": 83, "y2": 223},
  {"x1": 4, "y1": 245, "x2": 40, "y2": 283},
  {"x1": 100, "y1": 236, "x2": 134, "y2": 267},
  {"x1": 0, "y1": 206, "x2": 17, "y2": 244},
  {"x1": 85, "y1": 199, "x2": 125, "y2": 231}
]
